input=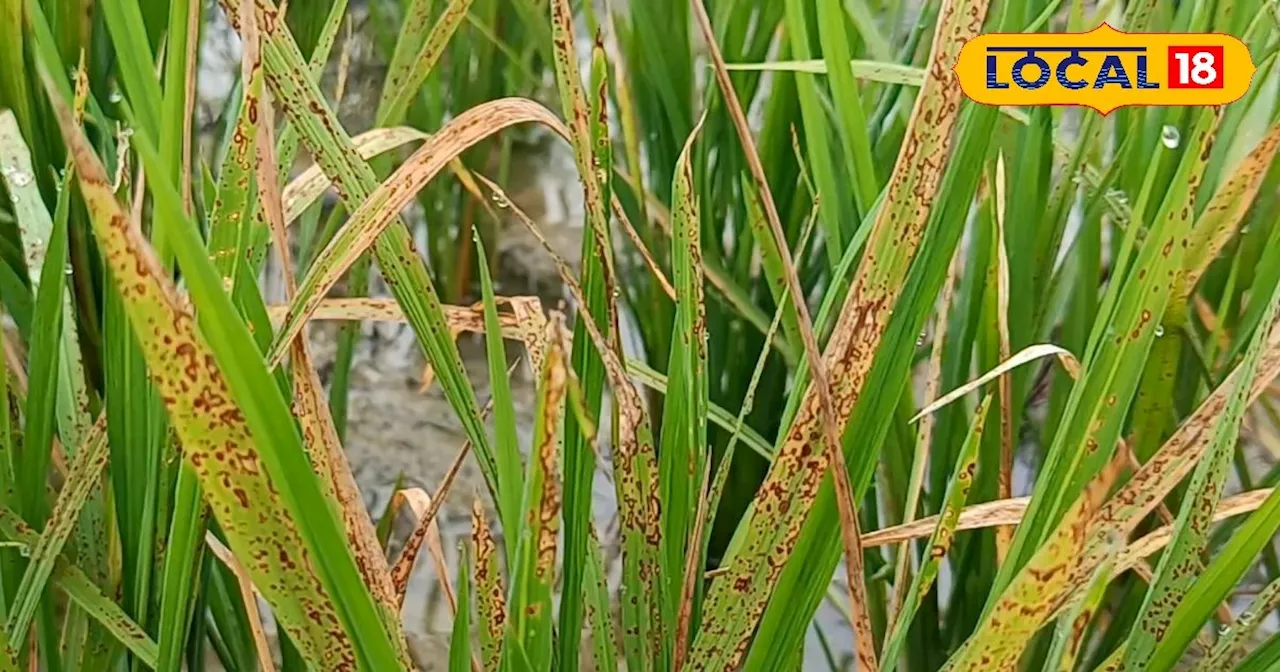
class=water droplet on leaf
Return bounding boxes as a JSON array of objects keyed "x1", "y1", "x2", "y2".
[
  {"x1": 1155, "y1": 324, "x2": 1165, "y2": 337},
  {"x1": 1161, "y1": 125, "x2": 1181, "y2": 149},
  {"x1": 9, "y1": 171, "x2": 31, "y2": 188},
  {"x1": 109, "y1": 89, "x2": 123, "y2": 103}
]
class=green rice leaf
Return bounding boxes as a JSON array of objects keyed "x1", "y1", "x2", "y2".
[
  {"x1": 721, "y1": 59, "x2": 926, "y2": 86},
  {"x1": 686, "y1": 0, "x2": 989, "y2": 665},
  {"x1": 1146, "y1": 259, "x2": 1280, "y2": 672},
  {"x1": 473, "y1": 233, "x2": 523, "y2": 563},
  {"x1": 47, "y1": 73, "x2": 407, "y2": 670},
  {"x1": 1196, "y1": 577, "x2": 1280, "y2": 670},
  {"x1": 658, "y1": 117, "x2": 707, "y2": 622},
  {"x1": 0, "y1": 508, "x2": 157, "y2": 667},
  {"x1": 880, "y1": 394, "x2": 989, "y2": 670},
  {"x1": 449, "y1": 543, "x2": 472, "y2": 672}
]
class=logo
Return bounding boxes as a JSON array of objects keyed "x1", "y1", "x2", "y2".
[{"x1": 953, "y1": 24, "x2": 1255, "y2": 114}]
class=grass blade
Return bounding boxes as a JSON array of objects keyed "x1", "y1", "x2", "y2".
[
  {"x1": 472, "y1": 499, "x2": 505, "y2": 672},
  {"x1": 6, "y1": 414, "x2": 106, "y2": 645},
  {"x1": 449, "y1": 542, "x2": 472, "y2": 672},
  {"x1": 880, "y1": 394, "x2": 989, "y2": 670},
  {"x1": 944, "y1": 462, "x2": 1122, "y2": 670},
  {"x1": 1146, "y1": 267, "x2": 1280, "y2": 672},
  {"x1": 510, "y1": 320, "x2": 566, "y2": 668},
  {"x1": 47, "y1": 73, "x2": 406, "y2": 670},
  {"x1": 473, "y1": 233, "x2": 523, "y2": 565},
  {"x1": 686, "y1": 0, "x2": 989, "y2": 665},
  {"x1": 658, "y1": 116, "x2": 707, "y2": 634},
  {"x1": 1196, "y1": 577, "x2": 1280, "y2": 670},
  {"x1": 0, "y1": 508, "x2": 158, "y2": 667}
]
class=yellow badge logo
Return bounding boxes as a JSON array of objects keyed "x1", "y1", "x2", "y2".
[{"x1": 953, "y1": 23, "x2": 1256, "y2": 114}]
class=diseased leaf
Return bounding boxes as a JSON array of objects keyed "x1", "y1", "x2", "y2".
[
  {"x1": 472, "y1": 499, "x2": 505, "y2": 672},
  {"x1": 49, "y1": 73, "x2": 401, "y2": 670},
  {"x1": 880, "y1": 394, "x2": 989, "y2": 670},
  {"x1": 945, "y1": 463, "x2": 1121, "y2": 671},
  {"x1": 509, "y1": 319, "x2": 566, "y2": 668},
  {"x1": 685, "y1": 0, "x2": 990, "y2": 666}
]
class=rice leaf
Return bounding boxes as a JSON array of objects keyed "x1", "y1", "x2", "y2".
[
  {"x1": 1196, "y1": 577, "x2": 1280, "y2": 670},
  {"x1": 0, "y1": 508, "x2": 157, "y2": 667},
  {"x1": 1181, "y1": 119, "x2": 1280, "y2": 299},
  {"x1": 5, "y1": 414, "x2": 105, "y2": 645},
  {"x1": 782, "y1": 0, "x2": 848, "y2": 264},
  {"x1": 944, "y1": 463, "x2": 1122, "y2": 670},
  {"x1": 685, "y1": 0, "x2": 989, "y2": 665},
  {"x1": 993, "y1": 106, "x2": 1223, "y2": 603},
  {"x1": 509, "y1": 319, "x2": 566, "y2": 668},
  {"x1": 583, "y1": 524, "x2": 618, "y2": 672},
  {"x1": 376, "y1": 0, "x2": 474, "y2": 127},
  {"x1": 815, "y1": 0, "x2": 878, "y2": 217},
  {"x1": 282, "y1": 127, "x2": 430, "y2": 223},
  {"x1": 472, "y1": 172, "x2": 667, "y2": 671},
  {"x1": 880, "y1": 394, "x2": 989, "y2": 670},
  {"x1": 449, "y1": 542, "x2": 472, "y2": 672},
  {"x1": 658, "y1": 116, "x2": 707, "y2": 626},
  {"x1": 723, "y1": 59, "x2": 925, "y2": 86},
  {"x1": 219, "y1": 0, "x2": 502, "y2": 542},
  {"x1": 47, "y1": 73, "x2": 406, "y2": 670},
  {"x1": 473, "y1": 232, "x2": 523, "y2": 564},
  {"x1": 1043, "y1": 544, "x2": 1118, "y2": 672},
  {"x1": 1145, "y1": 264, "x2": 1280, "y2": 672},
  {"x1": 1120, "y1": 245, "x2": 1280, "y2": 667},
  {"x1": 472, "y1": 499, "x2": 505, "y2": 672},
  {"x1": 550, "y1": 16, "x2": 617, "y2": 672}
]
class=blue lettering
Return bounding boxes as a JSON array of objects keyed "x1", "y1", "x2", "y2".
[
  {"x1": 1055, "y1": 51, "x2": 1088, "y2": 89},
  {"x1": 987, "y1": 54, "x2": 1009, "y2": 89},
  {"x1": 1012, "y1": 52, "x2": 1050, "y2": 89},
  {"x1": 1136, "y1": 55, "x2": 1160, "y2": 88},
  {"x1": 1094, "y1": 55, "x2": 1132, "y2": 88}
]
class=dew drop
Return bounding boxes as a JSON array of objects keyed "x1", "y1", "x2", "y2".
[
  {"x1": 7, "y1": 193, "x2": 16, "y2": 204},
  {"x1": 109, "y1": 88, "x2": 123, "y2": 103},
  {"x1": 9, "y1": 171, "x2": 32, "y2": 188},
  {"x1": 1219, "y1": 624, "x2": 1232, "y2": 636},
  {"x1": 490, "y1": 192, "x2": 510, "y2": 209},
  {"x1": 17, "y1": 544, "x2": 29, "y2": 558},
  {"x1": 64, "y1": 265, "x2": 73, "y2": 275},
  {"x1": 916, "y1": 331, "x2": 926, "y2": 347},
  {"x1": 1154, "y1": 324, "x2": 1165, "y2": 337},
  {"x1": 1160, "y1": 125, "x2": 1181, "y2": 149}
]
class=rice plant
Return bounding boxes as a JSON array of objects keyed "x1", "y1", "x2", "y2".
[{"x1": 0, "y1": 0, "x2": 1278, "y2": 670}]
